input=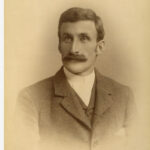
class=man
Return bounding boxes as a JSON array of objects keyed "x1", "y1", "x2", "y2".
[{"x1": 14, "y1": 7, "x2": 137, "y2": 150}]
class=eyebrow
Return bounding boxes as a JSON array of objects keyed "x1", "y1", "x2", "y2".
[
  {"x1": 62, "y1": 33, "x2": 72, "y2": 37},
  {"x1": 61, "y1": 32, "x2": 91, "y2": 40},
  {"x1": 80, "y1": 33, "x2": 89, "y2": 36},
  {"x1": 79, "y1": 33, "x2": 91, "y2": 39},
  {"x1": 62, "y1": 32, "x2": 89, "y2": 36}
]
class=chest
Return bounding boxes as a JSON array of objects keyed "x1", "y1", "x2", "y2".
[{"x1": 38, "y1": 92, "x2": 126, "y2": 142}]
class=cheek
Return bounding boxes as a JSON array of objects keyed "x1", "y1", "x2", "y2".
[
  {"x1": 85, "y1": 45, "x2": 97, "y2": 57},
  {"x1": 60, "y1": 43, "x2": 71, "y2": 56}
]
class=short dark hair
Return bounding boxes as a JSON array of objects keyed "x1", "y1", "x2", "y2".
[{"x1": 58, "y1": 7, "x2": 105, "y2": 41}]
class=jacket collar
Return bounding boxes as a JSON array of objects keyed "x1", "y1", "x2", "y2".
[
  {"x1": 53, "y1": 67, "x2": 112, "y2": 96},
  {"x1": 53, "y1": 67, "x2": 70, "y2": 97}
]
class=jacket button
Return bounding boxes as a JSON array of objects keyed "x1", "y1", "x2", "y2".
[{"x1": 93, "y1": 140, "x2": 98, "y2": 147}]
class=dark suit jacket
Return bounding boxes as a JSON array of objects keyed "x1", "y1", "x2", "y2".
[{"x1": 14, "y1": 68, "x2": 137, "y2": 150}]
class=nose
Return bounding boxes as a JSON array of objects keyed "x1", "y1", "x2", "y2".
[{"x1": 70, "y1": 40, "x2": 80, "y2": 54}]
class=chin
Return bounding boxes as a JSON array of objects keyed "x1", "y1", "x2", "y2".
[{"x1": 64, "y1": 62, "x2": 93, "y2": 75}]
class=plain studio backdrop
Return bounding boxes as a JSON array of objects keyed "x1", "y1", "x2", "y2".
[{"x1": 5, "y1": 0, "x2": 150, "y2": 150}]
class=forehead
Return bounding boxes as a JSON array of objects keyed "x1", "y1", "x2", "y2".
[{"x1": 60, "y1": 20, "x2": 97, "y2": 36}]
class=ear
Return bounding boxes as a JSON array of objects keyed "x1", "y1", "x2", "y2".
[{"x1": 95, "y1": 40, "x2": 105, "y2": 56}]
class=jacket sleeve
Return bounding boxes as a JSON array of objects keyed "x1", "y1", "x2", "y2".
[{"x1": 13, "y1": 89, "x2": 40, "y2": 150}]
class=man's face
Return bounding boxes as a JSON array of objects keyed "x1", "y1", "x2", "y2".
[{"x1": 59, "y1": 20, "x2": 103, "y2": 75}]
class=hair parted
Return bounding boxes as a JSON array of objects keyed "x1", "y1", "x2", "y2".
[{"x1": 58, "y1": 7, "x2": 105, "y2": 41}]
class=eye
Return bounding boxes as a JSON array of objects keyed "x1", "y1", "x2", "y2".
[
  {"x1": 62, "y1": 34, "x2": 73, "y2": 43},
  {"x1": 80, "y1": 35, "x2": 90, "y2": 42}
]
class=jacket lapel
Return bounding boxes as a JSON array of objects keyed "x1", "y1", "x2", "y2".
[
  {"x1": 94, "y1": 86, "x2": 113, "y2": 116},
  {"x1": 92, "y1": 70, "x2": 113, "y2": 127},
  {"x1": 61, "y1": 97, "x2": 91, "y2": 129},
  {"x1": 53, "y1": 68, "x2": 91, "y2": 129}
]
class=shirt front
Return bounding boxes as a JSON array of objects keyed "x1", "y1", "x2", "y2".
[
  {"x1": 73, "y1": 81, "x2": 96, "y2": 123},
  {"x1": 63, "y1": 67, "x2": 95, "y2": 106}
]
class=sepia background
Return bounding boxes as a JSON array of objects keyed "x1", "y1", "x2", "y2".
[{"x1": 5, "y1": 0, "x2": 150, "y2": 149}]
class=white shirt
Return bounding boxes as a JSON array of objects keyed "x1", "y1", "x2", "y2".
[{"x1": 64, "y1": 67, "x2": 95, "y2": 106}]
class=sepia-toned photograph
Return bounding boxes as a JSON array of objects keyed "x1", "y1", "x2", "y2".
[{"x1": 5, "y1": 0, "x2": 150, "y2": 150}]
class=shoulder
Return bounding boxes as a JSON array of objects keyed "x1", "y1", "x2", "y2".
[
  {"x1": 104, "y1": 75, "x2": 133, "y2": 99},
  {"x1": 95, "y1": 70, "x2": 136, "y2": 114},
  {"x1": 95, "y1": 70, "x2": 134, "y2": 108},
  {"x1": 17, "y1": 75, "x2": 56, "y2": 110},
  {"x1": 17, "y1": 68, "x2": 65, "y2": 109},
  {"x1": 20, "y1": 76, "x2": 54, "y2": 98},
  {"x1": 96, "y1": 70, "x2": 131, "y2": 93}
]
